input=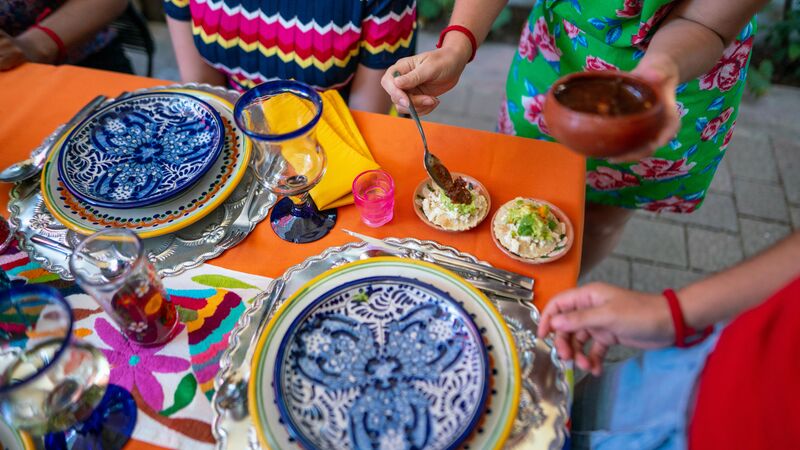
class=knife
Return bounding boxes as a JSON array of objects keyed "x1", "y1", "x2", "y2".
[{"x1": 342, "y1": 229, "x2": 535, "y2": 291}]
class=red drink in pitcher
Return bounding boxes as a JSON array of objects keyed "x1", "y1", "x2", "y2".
[{"x1": 110, "y1": 274, "x2": 178, "y2": 346}]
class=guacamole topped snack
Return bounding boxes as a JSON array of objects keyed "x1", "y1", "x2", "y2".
[
  {"x1": 492, "y1": 197, "x2": 568, "y2": 259},
  {"x1": 419, "y1": 177, "x2": 489, "y2": 231}
]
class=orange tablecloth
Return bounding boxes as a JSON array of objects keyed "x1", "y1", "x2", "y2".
[
  {"x1": 1, "y1": 63, "x2": 584, "y2": 450},
  {"x1": 0, "y1": 63, "x2": 584, "y2": 305}
]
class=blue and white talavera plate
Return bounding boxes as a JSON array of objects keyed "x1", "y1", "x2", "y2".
[
  {"x1": 250, "y1": 258, "x2": 521, "y2": 450},
  {"x1": 57, "y1": 92, "x2": 225, "y2": 209},
  {"x1": 276, "y1": 276, "x2": 489, "y2": 450}
]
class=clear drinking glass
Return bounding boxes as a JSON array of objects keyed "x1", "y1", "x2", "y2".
[
  {"x1": 233, "y1": 80, "x2": 337, "y2": 243},
  {"x1": 352, "y1": 169, "x2": 395, "y2": 227},
  {"x1": 69, "y1": 229, "x2": 178, "y2": 347},
  {"x1": 0, "y1": 284, "x2": 136, "y2": 449}
]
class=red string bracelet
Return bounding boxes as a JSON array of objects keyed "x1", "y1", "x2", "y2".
[
  {"x1": 436, "y1": 25, "x2": 477, "y2": 63},
  {"x1": 30, "y1": 24, "x2": 66, "y2": 63},
  {"x1": 663, "y1": 288, "x2": 713, "y2": 348},
  {"x1": 31, "y1": 8, "x2": 66, "y2": 64}
]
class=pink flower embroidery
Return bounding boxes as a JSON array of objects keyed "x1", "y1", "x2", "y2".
[
  {"x1": 518, "y1": 21, "x2": 537, "y2": 62},
  {"x1": 586, "y1": 166, "x2": 640, "y2": 191},
  {"x1": 701, "y1": 107, "x2": 734, "y2": 141},
  {"x1": 584, "y1": 55, "x2": 618, "y2": 72},
  {"x1": 563, "y1": 19, "x2": 582, "y2": 39},
  {"x1": 630, "y1": 157, "x2": 696, "y2": 180},
  {"x1": 521, "y1": 94, "x2": 550, "y2": 135},
  {"x1": 533, "y1": 17, "x2": 561, "y2": 63},
  {"x1": 631, "y1": 3, "x2": 674, "y2": 48},
  {"x1": 96, "y1": 317, "x2": 189, "y2": 412},
  {"x1": 699, "y1": 37, "x2": 753, "y2": 92},
  {"x1": 637, "y1": 196, "x2": 702, "y2": 213},
  {"x1": 616, "y1": 0, "x2": 643, "y2": 18},
  {"x1": 497, "y1": 99, "x2": 516, "y2": 135},
  {"x1": 720, "y1": 120, "x2": 736, "y2": 150}
]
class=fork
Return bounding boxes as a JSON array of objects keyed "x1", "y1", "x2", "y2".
[{"x1": 215, "y1": 173, "x2": 261, "y2": 248}]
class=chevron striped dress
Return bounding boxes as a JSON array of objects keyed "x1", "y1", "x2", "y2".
[{"x1": 163, "y1": 0, "x2": 417, "y2": 92}]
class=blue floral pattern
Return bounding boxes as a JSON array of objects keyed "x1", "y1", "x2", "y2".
[
  {"x1": 275, "y1": 277, "x2": 489, "y2": 450},
  {"x1": 59, "y1": 93, "x2": 224, "y2": 208}
]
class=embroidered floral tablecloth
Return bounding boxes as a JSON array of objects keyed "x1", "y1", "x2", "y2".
[{"x1": 1, "y1": 244, "x2": 272, "y2": 449}]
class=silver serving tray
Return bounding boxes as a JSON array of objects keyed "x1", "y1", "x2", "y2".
[
  {"x1": 7, "y1": 83, "x2": 276, "y2": 280},
  {"x1": 212, "y1": 239, "x2": 569, "y2": 450}
]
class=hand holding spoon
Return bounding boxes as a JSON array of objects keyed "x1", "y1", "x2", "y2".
[{"x1": 393, "y1": 72, "x2": 471, "y2": 204}]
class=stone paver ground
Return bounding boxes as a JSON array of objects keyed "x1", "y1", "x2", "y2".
[{"x1": 136, "y1": 23, "x2": 800, "y2": 299}]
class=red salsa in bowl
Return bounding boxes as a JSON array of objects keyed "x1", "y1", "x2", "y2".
[{"x1": 544, "y1": 71, "x2": 666, "y2": 158}]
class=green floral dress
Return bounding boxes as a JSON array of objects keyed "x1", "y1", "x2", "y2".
[{"x1": 499, "y1": 0, "x2": 756, "y2": 213}]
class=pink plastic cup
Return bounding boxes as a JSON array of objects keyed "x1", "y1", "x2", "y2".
[{"x1": 352, "y1": 170, "x2": 395, "y2": 227}]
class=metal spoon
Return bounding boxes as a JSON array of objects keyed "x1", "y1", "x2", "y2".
[
  {"x1": 392, "y1": 72, "x2": 461, "y2": 196},
  {"x1": 215, "y1": 279, "x2": 286, "y2": 420},
  {"x1": 0, "y1": 94, "x2": 108, "y2": 183}
]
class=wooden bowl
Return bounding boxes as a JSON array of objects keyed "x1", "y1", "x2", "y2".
[
  {"x1": 413, "y1": 173, "x2": 490, "y2": 232},
  {"x1": 543, "y1": 71, "x2": 666, "y2": 158},
  {"x1": 491, "y1": 198, "x2": 574, "y2": 264}
]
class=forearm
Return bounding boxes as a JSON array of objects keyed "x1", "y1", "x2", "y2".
[
  {"x1": 679, "y1": 231, "x2": 800, "y2": 330},
  {"x1": 15, "y1": 0, "x2": 127, "y2": 63},
  {"x1": 439, "y1": 0, "x2": 508, "y2": 67},
  {"x1": 349, "y1": 65, "x2": 393, "y2": 113},
  {"x1": 449, "y1": 0, "x2": 508, "y2": 47},
  {"x1": 166, "y1": 17, "x2": 226, "y2": 85},
  {"x1": 642, "y1": 0, "x2": 766, "y2": 82}
]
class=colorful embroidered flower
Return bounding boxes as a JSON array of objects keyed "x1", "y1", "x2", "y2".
[
  {"x1": 720, "y1": 120, "x2": 736, "y2": 150},
  {"x1": 631, "y1": 3, "x2": 674, "y2": 48},
  {"x1": 584, "y1": 55, "x2": 618, "y2": 72},
  {"x1": 699, "y1": 37, "x2": 753, "y2": 92},
  {"x1": 533, "y1": 17, "x2": 561, "y2": 63},
  {"x1": 701, "y1": 107, "x2": 734, "y2": 141},
  {"x1": 563, "y1": 19, "x2": 582, "y2": 39},
  {"x1": 616, "y1": 0, "x2": 643, "y2": 18},
  {"x1": 637, "y1": 196, "x2": 702, "y2": 213},
  {"x1": 521, "y1": 94, "x2": 550, "y2": 135},
  {"x1": 497, "y1": 99, "x2": 516, "y2": 135},
  {"x1": 586, "y1": 166, "x2": 640, "y2": 191},
  {"x1": 95, "y1": 317, "x2": 189, "y2": 412},
  {"x1": 630, "y1": 157, "x2": 696, "y2": 180},
  {"x1": 517, "y1": 21, "x2": 537, "y2": 62}
]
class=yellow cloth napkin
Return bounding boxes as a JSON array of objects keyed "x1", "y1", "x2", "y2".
[{"x1": 262, "y1": 90, "x2": 378, "y2": 210}]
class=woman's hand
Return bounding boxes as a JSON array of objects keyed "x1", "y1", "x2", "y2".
[
  {"x1": 381, "y1": 33, "x2": 473, "y2": 115},
  {"x1": 0, "y1": 30, "x2": 29, "y2": 71},
  {"x1": 606, "y1": 54, "x2": 681, "y2": 163},
  {"x1": 537, "y1": 282, "x2": 675, "y2": 376}
]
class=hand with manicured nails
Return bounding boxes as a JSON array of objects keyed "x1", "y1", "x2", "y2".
[{"x1": 536, "y1": 282, "x2": 675, "y2": 376}]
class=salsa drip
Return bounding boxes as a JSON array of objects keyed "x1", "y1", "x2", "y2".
[
  {"x1": 447, "y1": 177, "x2": 472, "y2": 204},
  {"x1": 429, "y1": 161, "x2": 472, "y2": 204},
  {"x1": 554, "y1": 76, "x2": 655, "y2": 116}
]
